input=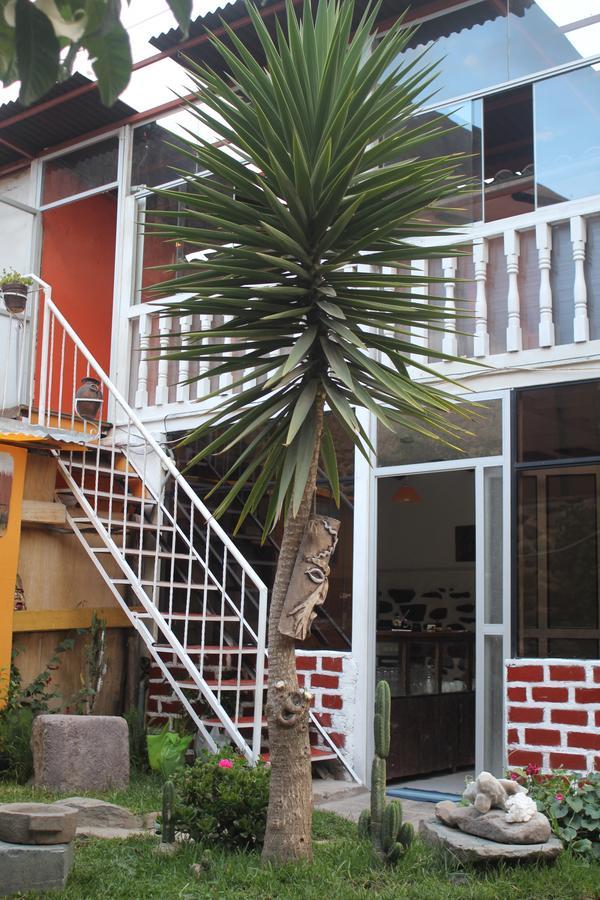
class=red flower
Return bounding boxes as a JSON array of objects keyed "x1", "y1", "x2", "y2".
[
  {"x1": 555, "y1": 793, "x2": 564, "y2": 802},
  {"x1": 509, "y1": 772, "x2": 519, "y2": 781},
  {"x1": 525, "y1": 763, "x2": 541, "y2": 776}
]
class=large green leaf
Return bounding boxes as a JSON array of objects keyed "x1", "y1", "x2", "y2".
[
  {"x1": 15, "y1": 0, "x2": 60, "y2": 105},
  {"x1": 84, "y1": 19, "x2": 132, "y2": 106}
]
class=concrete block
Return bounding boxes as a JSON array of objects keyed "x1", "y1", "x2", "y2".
[
  {"x1": 0, "y1": 802, "x2": 77, "y2": 845},
  {"x1": 32, "y1": 715, "x2": 129, "y2": 792},
  {"x1": 0, "y1": 840, "x2": 74, "y2": 896}
]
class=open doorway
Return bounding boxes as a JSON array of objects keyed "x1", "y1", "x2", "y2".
[{"x1": 376, "y1": 470, "x2": 476, "y2": 784}]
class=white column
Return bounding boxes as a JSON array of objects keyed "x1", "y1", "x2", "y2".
[
  {"x1": 441, "y1": 256, "x2": 458, "y2": 356},
  {"x1": 176, "y1": 315, "x2": 192, "y2": 403},
  {"x1": 570, "y1": 216, "x2": 589, "y2": 343},
  {"x1": 197, "y1": 313, "x2": 213, "y2": 398},
  {"x1": 134, "y1": 311, "x2": 151, "y2": 408},
  {"x1": 473, "y1": 238, "x2": 489, "y2": 358},
  {"x1": 504, "y1": 230, "x2": 522, "y2": 352},
  {"x1": 155, "y1": 314, "x2": 172, "y2": 405},
  {"x1": 536, "y1": 223, "x2": 555, "y2": 348}
]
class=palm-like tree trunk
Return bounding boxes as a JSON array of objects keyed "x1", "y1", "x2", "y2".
[{"x1": 261, "y1": 396, "x2": 325, "y2": 863}]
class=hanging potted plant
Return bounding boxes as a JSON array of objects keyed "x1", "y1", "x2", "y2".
[{"x1": 0, "y1": 270, "x2": 32, "y2": 315}]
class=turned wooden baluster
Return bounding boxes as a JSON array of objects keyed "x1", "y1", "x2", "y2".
[
  {"x1": 571, "y1": 216, "x2": 589, "y2": 343},
  {"x1": 473, "y1": 238, "x2": 489, "y2": 357},
  {"x1": 155, "y1": 313, "x2": 172, "y2": 405},
  {"x1": 196, "y1": 313, "x2": 213, "y2": 399},
  {"x1": 504, "y1": 230, "x2": 522, "y2": 352},
  {"x1": 410, "y1": 258, "x2": 429, "y2": 362},
  {"x1": 441, "y1": 256, "x2": 458, "y2": 356},
  {"x1": 176, "y1": 315, "x2": 192, "y2": 403},
  {"x1": 135, "y1": 311, "x2": 151, "y2": 408},
  {"x1": 536, "y1": 223, "x2": 555, "y2": 348}
]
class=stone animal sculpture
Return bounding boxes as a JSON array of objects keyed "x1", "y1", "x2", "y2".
[
  {"x1": 358, "y1": 680, "x2": 413, "y2": 863},
  {"x1": 161, "y1": 780, "x2": 175, "y2": 844},
  {"x1": 462, "y1": 770, "x2": 526, "y2": 813}
]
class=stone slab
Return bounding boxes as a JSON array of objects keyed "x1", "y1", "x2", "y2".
[
  {"x1": 419, "y1": 818, "x2": 563, "y2": 864},
  {"x1": 32, "y1": 715, "x2": 129, "y2": 793},
  {"x1": 458, "y1": 809, "x2": 551, "y2": 845},
  {"x1": 60, "y1": 797, "x2": 141, "y2": 831},
  {"x1": 0, "y1": 802, "x2": 77, "y2": 846},
  {"x1": 0, "y1": 839, "x2": 74, "y2": 896}
]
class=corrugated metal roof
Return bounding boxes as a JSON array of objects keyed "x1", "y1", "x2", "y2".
[
  {"x1": 0, "y1": 74, "x2": 136, "y2": 169},
  {"x1": 0, "y1": 416, "x2": 91, "y2": 448}
]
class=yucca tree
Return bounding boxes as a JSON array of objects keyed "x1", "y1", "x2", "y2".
[{"x1": 150, "y1": 0, "x2": 468, "y2": 864}]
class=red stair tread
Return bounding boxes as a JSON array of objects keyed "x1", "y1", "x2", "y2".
[
  {"x1": 154, "y1": 645, "x2": 258, "y2": 653},
  {"x1": 178, "y1": 678, "x2": 265, "y2": 689},
  {"x1": 261, "y1": 747, "x2": 337, "y2": 763}
]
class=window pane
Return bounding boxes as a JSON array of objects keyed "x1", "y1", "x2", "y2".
[
  {"x1": 548, "y1": 638, "x2": 599, "y2": 658},
  {"x1": 483, "y1": 86, "x2": 534, "y2": 222},
  {"x1": 484, "y1": 467, "x2": 503, "y2": 624},
  {"x1": 388, "y1": 2, "x2": 509, "y2": 105},
  {"x1": 547, "y1": 473, "x2": 598, "y2": 629},
  {"x1": 132, "y1": 119, "x2": 197, "y2": 189},
  {"x1": 483, "y1": 634, "x2": 504, "y2": 775},
  {"x1": 534, "y1": 66, "x2": 600, "y2": 207},
  {"x1": 517, "y1": 475, "x2": 538, "y2": 635},
  {"x1": 517, "y1": 381, "x2": 600, "y2": 462},
  {"x1": 42, "y1": 138, "x2": 118, "y2": 205},
  {"x1": 377, "y1": 399, "x2": 502, "y2": 467},
  {"x1": 507, "y1": 1, "x2": 586, "y2": 81}
]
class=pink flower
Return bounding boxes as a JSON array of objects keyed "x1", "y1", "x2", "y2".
[
  {"x1": 555, "y1": 793, "x2": 564, "y2": 802},
  {"x1": 509, "y1": 772, "x2": 518, "y2": 781},
  {"x1": 525, "y1": 763, "x2": 541, "y2": 776},
  {"x1": 218, "y1": 759, "x2": 233, "y2": 769}
]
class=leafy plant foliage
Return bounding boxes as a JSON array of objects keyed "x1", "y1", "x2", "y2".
[
  {"x1": 512, "y1": 765, "x2": 600, "y2": 859},
  {"x1": 168, "y1": 749, "x2": 271, "y2": 850},
  {"x1": 0, "y1": 0, "x2": 192, "y2": 105},
  {"x1": 149, "y1": 0, "x2": 469, "y2": 536}
]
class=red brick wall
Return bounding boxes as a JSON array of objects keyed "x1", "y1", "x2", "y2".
[
  {"x1": 506, "y1": 660, "x2": 600, "y2": 773},
  {"x1": 146, "y1": 650, "x2": 356, "y2": 760}
]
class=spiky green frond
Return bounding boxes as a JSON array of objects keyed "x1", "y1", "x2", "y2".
[{"x1": 148, "y1": 0, "x2": 471, "y2": 530}]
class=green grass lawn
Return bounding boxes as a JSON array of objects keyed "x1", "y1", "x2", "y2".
[{"x1": 1, "y1": 779, "x2": 599, "y2": 899}]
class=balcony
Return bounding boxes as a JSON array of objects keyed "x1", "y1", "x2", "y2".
[{"x1": 125, "y1": 196, "x2": 600, "y2": 424}]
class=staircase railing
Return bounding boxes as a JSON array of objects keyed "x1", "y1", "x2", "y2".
[{"x1": 35, "y1": 290, "x2": 269, "y2": 762}]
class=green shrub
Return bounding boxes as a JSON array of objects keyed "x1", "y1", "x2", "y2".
[
  {"x1": 169, "y1": 749, "x2": 270, "y2": 850},
  {"x1": 511, "y1": 765, "x2": 600, "y2": 859}
]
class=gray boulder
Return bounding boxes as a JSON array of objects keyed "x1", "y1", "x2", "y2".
[
  {"x1": 420, "y1": 818, "x2": 562, "y2": 864},
  {"x1": 0, "y1": 803, "x2": 77, "y2": 846},
  {"x1": 457, "y1": 809, "x2": 552, "y2": 845}
]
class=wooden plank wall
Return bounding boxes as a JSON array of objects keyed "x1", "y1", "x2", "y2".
[{"x1": 13, "y1": 451, "x2": 135, "y2": 715}]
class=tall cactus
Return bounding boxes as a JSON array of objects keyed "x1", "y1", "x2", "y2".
[
  {"x1": 161, "y1": 780, "x2": 176, "y2": 844},
  {"x1": 358, "y1": 680, "x2": 414, "y2": 864}
]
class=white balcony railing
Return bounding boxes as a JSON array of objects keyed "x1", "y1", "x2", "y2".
[{"x1": 126, "y1": 196, "x2": 600, "y2": 418}]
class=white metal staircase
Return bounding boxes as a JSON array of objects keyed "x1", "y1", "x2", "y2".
[{"x1": 18, "y1": 278, "x2": 350, "y2": 772}]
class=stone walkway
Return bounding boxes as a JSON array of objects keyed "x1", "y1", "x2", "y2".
[{"x1": 313, "y1": 780, "x2": 432, "y2": 830}]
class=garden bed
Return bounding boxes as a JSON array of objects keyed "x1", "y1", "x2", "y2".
[{"x1": 1, "y1": 776, "x2": 599, "y2": 899}]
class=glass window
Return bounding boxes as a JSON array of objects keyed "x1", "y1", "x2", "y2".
[
  {"x1": 534, "y1": 65, "x2": 600, "y2": 208},
  {"x1": 132, "y1": 120, "x2": 198, "y2": 189},
  {"x1": 483, "y1": 86, "x2": 534, "y2": 222},
  {"x1": 507, "y1": 1, "x2": 586, "y2": 80},
  {"x1": 517, "y1": 381, "x2": 600, "y2": 462},
  {"x1": 517, "y1": 466, "x2": 600, "y2": 659},
  {"x1": 42, "y1": 138, "x2": 119, "y2": 206},
  {"x1": 377, "y1": 399, "x2": 502, "y2": 467}
]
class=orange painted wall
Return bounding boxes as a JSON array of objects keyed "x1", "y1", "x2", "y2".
[
  {"x1": 39, "y1": 194, "x2": 117, "y2": 409},
  {"x1": 0, "y1": 444, "x2": 26, "y2": 706}
]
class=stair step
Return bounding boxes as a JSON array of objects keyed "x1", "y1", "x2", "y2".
[
  {"x1": 113, "y1": 579, "x2": 218, "y2": 590},
  {"x1": 261, "y1": 747, "x2": 338, "y2": 763},
  {"x1": 68, "y1": 463, "x2": 140, "y2": 478},
  {"x1": 203, "y1": 716, "x2": 266, "y2": 728},
  {"x1": 71, "y1": 517, "x2": 173, "y2": 531},
  {"x1": 131, "y1": 609, "x2": 240, "y2": 622},
  {"x1": 154, "y1": 644, "x2": 258, "y2": 654},
  {"x1": 178, "y1": 678, "x2": 265, "y2": 690},
  {"x1": 57, "y1": 489, "x2": 155, "y2": 505},
  {"x1": 91, "y1": 548, "x2": 192, "y2": 560}
]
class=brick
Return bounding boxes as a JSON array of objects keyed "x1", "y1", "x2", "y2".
[
  {"x1": 550, "y1": 665, "x2": 585, "y2": 682},
  {"x1": 296, "y1": 674, "x2": 305, "y2": 688},
  {"x1": 329, "y1": 733, "x2": 345, "y2": 749},
  {"x1": 594, "y1": 667, "x2": 600, "y2": 684},
  {"x1": 159, "y1": 700, "x2": 184, "y2": 715},
  {"x1": 524, "y1": 728, "x2": 561, "y2": 746},
  {"x1": 575, "y1": 687, "x2": 600, "y2": 703},
  {"x1": 551, "y1": 709, "x2": 588, "y2": 726},
  {"x1": 146, "y1": 698, "x2": 160, "y2": 713},
  {"x1": 507, "y1": 749, "x2": 543, "y2": 767},
  {"x1": 507, "y1": 728, "x2": 519, "y2": 744},
  {"x1": 314, "y1": 713, "x2": 332, "y2": 728},
  {"x1": 596, "y1": 711, "x2": 600, "y2": 728},
  {"x1": 322, "y1": 694, "x2": 343, "y2": 710},
  {"x1": 509, "y1": 706, "x2": 544, "y2": 724},
  {"x1": 549, "y1": 752, "x2": 587, "y2": 770},
  {"x1": 567, "y1": 732, "x2": 600, "y2": 751},
  {"x1": 310, "y1": 674, "x2": 339, "y2": 689},
  {"x1": 322, "y1": 657, "x2": 343, "y2": 673},
  {"x1": 596, "y1": 757, "x2": 600, "y2": 773},
  {"x1": 508, "y1": 687, "x2": 527, "y2": 702},
  {"x1": 507, "y1": 665, "x2": 543, "y2": 682},
  {"x1": 295, "y1": 657, "x2": 317, "y2": 671},
  {"x1": 532, "y1": 687, "x2": 568, "y2": 703},
  {"x1": 147, "y1": 682, "x2": 174, "y2": 697}
]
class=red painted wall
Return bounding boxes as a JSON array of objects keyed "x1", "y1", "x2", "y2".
[{"x1": 40, "y1": 193, "x2": 116, "y2": 376}]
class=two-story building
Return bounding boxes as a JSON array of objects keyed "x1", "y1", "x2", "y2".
[{"x1": 1, "y1": 0, "x2": 599, "y2": 785}]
